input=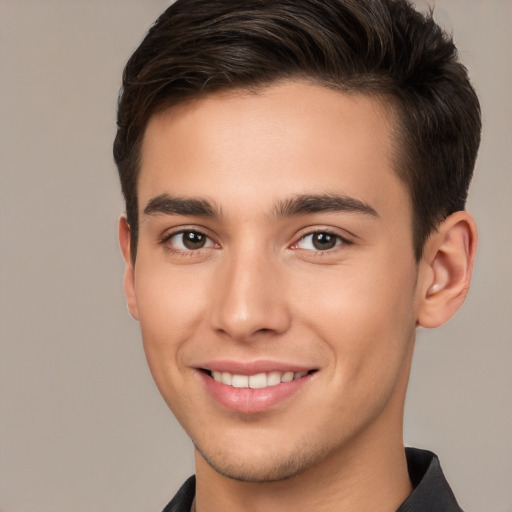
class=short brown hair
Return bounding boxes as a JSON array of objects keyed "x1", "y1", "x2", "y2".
[{"x1": 114, "y1": 0, "x2": 481, "y2": 262}]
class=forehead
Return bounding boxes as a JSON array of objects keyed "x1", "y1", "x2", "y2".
[{"x1": 138, "y1": 81, "x2": 408, "y2": 219}]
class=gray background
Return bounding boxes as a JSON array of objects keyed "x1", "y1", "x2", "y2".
[{"x1": 1, "y1": 1, "x2": 510, "y2": 511}]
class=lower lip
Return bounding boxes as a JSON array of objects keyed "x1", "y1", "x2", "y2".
[{"x1": 199, "y1": 371, "x2": 313, "y2": 414}]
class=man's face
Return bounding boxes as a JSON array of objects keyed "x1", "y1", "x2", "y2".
[{"x1": 124, "y1": 81, "x2": 423, "y2": 481}]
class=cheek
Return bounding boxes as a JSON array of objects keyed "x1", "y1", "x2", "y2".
[
  {"x1": 134, "y1": 262, "x2": 209, "y2": 386},
  {"x1": 293, "y1": 259, "x2": 417, "y2": 379},
  {"x1": 136, "y1": 260, "x2": 207, "y2": 332}
]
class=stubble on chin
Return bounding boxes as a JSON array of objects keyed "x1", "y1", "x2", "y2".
[{"x1": 193, "y1": 438, "x2": 329, "y2": 483}]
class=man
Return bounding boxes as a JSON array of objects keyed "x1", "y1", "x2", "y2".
[{"x1": 114, "y1": 0, "x2": 480, "y2": 510}]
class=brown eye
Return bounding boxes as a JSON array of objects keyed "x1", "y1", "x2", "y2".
[
  {"x1": 296, "y1": 232, "x2": 343, "y2": 251},
  {"x1": 182, "y1": 231, "x2": 207, "y2": 249},
  {"x1": 311, "y1": 233, "x2": 337, "y2": 250},
  {"x1": 166, "y1": 230, "x2": 214, "y2": 251}
]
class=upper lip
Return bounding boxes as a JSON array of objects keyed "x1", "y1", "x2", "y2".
[{"x1": 198, "y1": 359, "x2": 315, "y2": 375}]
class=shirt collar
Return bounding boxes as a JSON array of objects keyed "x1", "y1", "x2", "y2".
[
  {"x1": 162, "y1": 448, "x2": 463, "y2": 512},
  {"x1": 397, "y1": 447, "x2": 464, "y2": 511}
]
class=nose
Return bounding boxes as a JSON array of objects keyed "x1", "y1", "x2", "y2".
[{"x1": 209, "y1": 249, "x2": 291, "y2": 342}]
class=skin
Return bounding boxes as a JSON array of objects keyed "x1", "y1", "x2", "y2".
[{"x1": 119, "y1": 81, "x2": 477, "y2": 512}]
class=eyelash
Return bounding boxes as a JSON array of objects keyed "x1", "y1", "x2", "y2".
[
  {"x1": 161, "y1": 229, "x2": 218, "y2": 255},
  {"x1": 160, "y1": 228, "x2": 353, "y2": 255},
  {"x1": 292, "y1": 230, "x2": 352, "y2": 253}
]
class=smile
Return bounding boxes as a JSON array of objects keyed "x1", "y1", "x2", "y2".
[
  {"x1": 210, "y1": 370, "x2": 309, "y2": 389},
  {"x1": 199, "y1": 367, "x2": 317, "y2": 413}
]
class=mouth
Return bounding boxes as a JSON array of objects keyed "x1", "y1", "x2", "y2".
[
  {"x1": 201, "y1": 368, "x2": 317, "y2": 389},
  {"x1": 198, "y1": 367, "x2": 318, "y2": 413}
]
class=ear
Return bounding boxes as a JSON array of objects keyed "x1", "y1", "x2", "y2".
[
  {"x1": 118, "y1": 215, "x2": 139, "y2": 321},
  {"x1": 416, "y1": 211, "x2": 477, "y2": 328}
]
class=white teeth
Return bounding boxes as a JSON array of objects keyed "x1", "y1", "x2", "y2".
[
  {"x1": 249, "y1": 373, "x2": 267, "y2": 389},
  {"x1": 267, "y1": 371, "x2": 282, "y2": 387},
  {"x1": 221, "y1": 372, "x2": 232, "y2": 385},
  {"x1": 231, "y1": 374, "x2": 249, "y2": 388},
  {"x1": 281, "y1": 371, "x2": 294, "y2": 383},
  {"x1": 210, "y1": 370, "x2": 310, "y2": 388}
]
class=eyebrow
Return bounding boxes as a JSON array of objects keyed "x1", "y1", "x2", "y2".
[
  {"x1": 143, "y1": 194, "x2": 222, "y2": 218},
  {"x1": 272, "y1": 194, "x2": 379, "y2": 218},
  {"x1": 143, "y1": 193, "x2": 378, "y2": 220}
]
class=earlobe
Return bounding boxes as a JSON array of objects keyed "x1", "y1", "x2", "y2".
[
  {"x1": 416, "y1": 211, "x2": 477, "y2": 328},
  {"x1": 118, "y1": 216, "x2": 139, "y2": 321}
]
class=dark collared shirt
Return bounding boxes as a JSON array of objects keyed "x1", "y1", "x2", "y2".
[{"x1": 162, "y1": 448, "x2": 463, "y2": 512}]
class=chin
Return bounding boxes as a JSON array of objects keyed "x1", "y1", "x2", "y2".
[{"x1": 194, "y1": 440, "x2": 328, "y2": 483}]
